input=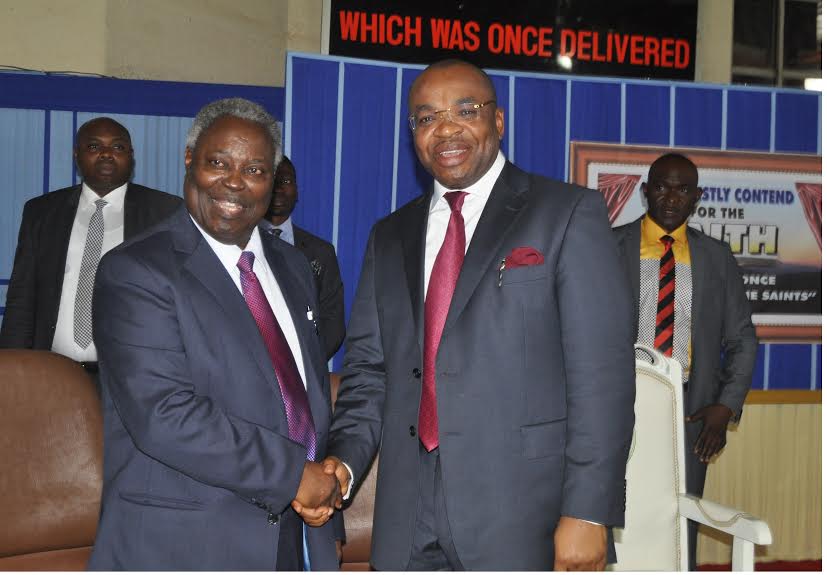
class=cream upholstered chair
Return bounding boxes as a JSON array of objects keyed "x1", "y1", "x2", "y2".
[{"x1": 610, "y1": 345, "x2": 772, "y2": 571}]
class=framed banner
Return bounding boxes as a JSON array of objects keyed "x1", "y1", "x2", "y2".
[{"x1": 570, "y1": 142, "x2": 821, "y2": 340}]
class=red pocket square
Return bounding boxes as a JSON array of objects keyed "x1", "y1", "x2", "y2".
[{"x1": 504, "y1": 246, "x2": 544, "y2": 269}]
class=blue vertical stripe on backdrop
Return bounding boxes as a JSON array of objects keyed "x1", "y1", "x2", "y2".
[
  {"x1": 625, "y1": 84, "x2": 671, "y2": 146},
  {"x1": 513, "y1": 77, "x2": 568, "y2": 181},
  {"x1": 395, "y1": 67, "x2": 432, "y2": 210},
  {"x1": 767, "y1": 343, "x2": 813, "y2": 389},
  {"x1": 334, "y1": 64, "x2": 398, "y2": 368},
  {"x1": 76, "y1": 112, "x2": 192, "y2": 198},
  {"x1": 674, "y1": 87, "x2": 723, "y2": 148},
  {"x1": 726, "y1": 90, "x2": 772, "y2": 152},
  {"x1": 570, "y1": 81, "x2": 622, "y2": 144},
  {"x1": 750, "y1": 344, "x2": 766, "y2": 389},
  {"x1": 488, "y1": 74, "x2": 511, "y2": 160},
  {"x1": 815, "y1": 344, "x2": 822, "y2": 390},
  {"x1": 49, "y1": 111, "x2": 76, "y2": 191},
  {"x1": 775, "y1": 92, "x2": 819, "y2": 153},
  {"x1": 0, "y1": 108, "x2": 45, "y2": 279},
  {"x1": 287, "y1": 58, "x2": 340, "y2": 242}
]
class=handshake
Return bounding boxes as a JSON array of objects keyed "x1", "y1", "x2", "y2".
[{"x1": 290, "y1": 456, "x2": 351, "y2": 527}]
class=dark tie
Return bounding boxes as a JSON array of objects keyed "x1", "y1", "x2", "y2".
[
  {"x1": 654, "y1": 235, "x2": 675, "y2": 357},
  {"x1": 74, "y1": 198, "x2": 107, "y2": 348},
  {"x1": 420, "y1": 191, "x2": 468, "y2": 452},
  {"x1": 272, "y1": 227, "x2": 283, "y2": 238},
  {"x1": 237, "y1": 251, "x2": 316, "y2": 459}
]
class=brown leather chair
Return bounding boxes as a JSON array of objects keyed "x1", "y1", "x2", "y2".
[
  {"x1": 330, "y1": 374, "x2": 377, "y2": 571},
  {"x1": 0, "y1": 350, "x2": 103, "y2": 571}
]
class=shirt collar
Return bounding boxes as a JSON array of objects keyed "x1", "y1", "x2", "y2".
[
  {"x1": 81, "y1": 181, "x2": 127, "y2": 210},
  {"x1": 190, "y1": 215, "x2": 266, "y2": 271},
  {"x1": 642, "y1": 213, "x2": 689, "y2": 245},
  {"x1": 260, "y1": 217, "x2": 294, "y2": 246},
  {"x1": 431, "y1": 150, "x2": 506, "y2": 209}
]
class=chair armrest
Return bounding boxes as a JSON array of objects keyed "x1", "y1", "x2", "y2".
[{"x1": 678, "y1": 494, "x2": 772, "y2": 545}]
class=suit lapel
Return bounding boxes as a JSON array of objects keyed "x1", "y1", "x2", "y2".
[
  {"x1": 260, "y1": 234, "x2": 329, "y2": 440},
  {"x1": 48, "y1": 187, "x2": 82, "y2": 325},
  {"x1": 443, "y1": 163, "x2": 529, "y2": 332},
  {"x1": 625, "y1": 220, "x2": 643, "y2": 329},
  {"x1": 687, "y1": 228, "x2": 707, "y2": 350},
  {"x1": 124, "y1": 184, "x2": 140, "y2": 239},
  {"x1": 401, "y1": 195, "x2": 430, "y2": 349},
  {"x1": 174, "y1": 211, "x2": 282, "y2": 398}
]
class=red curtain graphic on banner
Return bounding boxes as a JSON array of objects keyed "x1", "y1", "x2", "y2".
[
  {"x1": 597, "y1": 173, "x2": 641, "y2": 223},
  {"x1": 795, "y1": 183, "x2": 821, "y2": 251}
]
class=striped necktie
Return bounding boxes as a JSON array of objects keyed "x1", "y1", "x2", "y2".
[
  {"x1": 654, "y1": 235, "x2": 675, "y2": 356},
  {"x1": 73, "y1": 198, "x2": 107, "y2": 348}
]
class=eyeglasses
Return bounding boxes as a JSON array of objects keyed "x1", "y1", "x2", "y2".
[{"x1": 408, "y1": 100, "x2": 496, "y2": 131}]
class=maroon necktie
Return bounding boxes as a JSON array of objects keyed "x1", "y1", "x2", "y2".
[
  {"x1": 654, "y1": 235, "x2": 675, "y2": 357},
  {"x1": 419, "y1": 191, "x2": 468, "y2": 452},
  {"x1": 237, "y1": 251, "x2": 316, "y2": 459}
]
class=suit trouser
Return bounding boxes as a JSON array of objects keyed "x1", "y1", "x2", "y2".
[
  {"x1": 276, "y1": 508, "x2": 305, "y2": 570},
  {"x1": 406, "y1": 446, "x2": 465, "y2": 571},
  {"x1": 685, "y1": 415, "x2": 708, "y2": 571}
]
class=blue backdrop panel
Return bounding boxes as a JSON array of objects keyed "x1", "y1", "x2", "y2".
[
  {"x1": 675, "y1": 86, "x2": 723, "y2": 148},
  {"x1": 394, "y1": 67, "x2": 431, "y2": 211},
  {"x1": 767, "y1": 344, "x2": 813, "y2": 390},
  {"x1": 775, "y1": 92, "x2": 820, "y2": 153},
  {"x1": 0, "y1": 109, "x2": 45, "y2": 281},
  {"x1": 285, "y1": 52, "x2": 821, "y2": 389},
  {"x1": 726, "y1": 90, "x2": 772, "y2": 152},
  {"x1": 625, "y1": 83, "x2": 671, "y2": 146},
  {"x1": 336, "y1": 63, "x2": 398, "y2": 366},
  {"x1": 48, "y1": 111, "x2": 76, "y2": 192},
  {"x1": 570, "y1": 81, "x2": 621, "y2": 144},
  {"x1": 286, "y1": 57, "x2": 340, "y2": 241},
  {"x1": 816, "y1": 345, "x2": 822, "y2": 390},
  {"x1": 513, "y1": 77, "x2": 568, "y2": 181}
]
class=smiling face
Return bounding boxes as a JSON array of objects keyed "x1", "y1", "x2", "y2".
[
  {"x1": 408, "y1": 62, "x2": 504, "y2": 190},
  {"x1": 74, "y1": 118, "x2": 134, "y2": 196},
  {"x1": 184, "y1": 115, "x2": 275, "y2": 248},
  {"x1": 643, "y1": 155, "x2": 703, "y2": 232}
]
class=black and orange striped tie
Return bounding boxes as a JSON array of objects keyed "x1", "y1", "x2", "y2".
[{"x1": 654, "y1": 235, "x2": 675, "y2": 356}]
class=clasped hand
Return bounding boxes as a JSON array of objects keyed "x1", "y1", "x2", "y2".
[{"x1": 290, "y1": 457, "x2": 351, "y2": 527}]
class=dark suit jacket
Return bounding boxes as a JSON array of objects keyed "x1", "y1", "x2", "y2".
[
  {"x1": 293, "y1": 225, "x2": 345, "y2": 361},
  {"x1": 614, "y1": 217, "x2": 757, "y2": 495},
  {"x1": 87, "y1": 206, "x2": 338, "y2": 570},
  {"x1": 0, "y1": 183, "x2": 181, "y2": 350},
  {"x1": 328, "y1": 162, "x2": 636, "y2": 570}
]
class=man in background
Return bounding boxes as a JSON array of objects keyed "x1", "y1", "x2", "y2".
[
  {"x1": 0, "y1": 117, "x2": 180, "y2": 379},
  {"x1": 613, "y1": 152, "x2": 757, "y2": 569},
  {"x1": 262, "y1": 156, "x2": 345, "y2": 361},
  {"x1": 322, "y1": 59, "x2": 636, "y2": 571},
  {"x1": 88, "y1": 98, "x2": 340, "y2": 570}
]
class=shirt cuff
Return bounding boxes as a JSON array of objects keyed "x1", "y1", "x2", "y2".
[{"x1": 341, "y1": 461, "x2": 355, "y2": 500}]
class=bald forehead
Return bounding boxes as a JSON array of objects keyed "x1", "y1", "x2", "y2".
[
  {"x1": 409, "y1": 62, "x2": 496, "y2": 105},
  {"x1": 649, "y1": 155, "x2": 697, "y2": 182},
  {"x1": 76, "y1": 119, "x2": 131, "y2": 143}
]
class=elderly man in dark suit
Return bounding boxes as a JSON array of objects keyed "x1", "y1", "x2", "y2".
[
  {"x1": 319, "y1": 59, "x2": 636, "y2": 571},
  {"x1": 0, "y1": 117, "x2": 180, "y2": 377},
  {"x1": 613, "y1": 152, "x2": 758, "y2": 569},
  {"x1": 88, "y1": 98, "x2": 341, "y2": 570},
  {"x1": 261, "y1": 156, "x2": 345, "y2": 361}
]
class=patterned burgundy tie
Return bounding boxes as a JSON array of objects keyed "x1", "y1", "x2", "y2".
[
  {"x1": 654, "y1": 235, "x2": 675, "y2": 357},
  {"x1": 419, "y1": 191, "x2": 468, "y2": 452},
  {"x1": 237, "y1": 251, "x2": 316, "y2": 459}
]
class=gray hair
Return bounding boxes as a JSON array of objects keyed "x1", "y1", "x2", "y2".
[{"x1": 186, "y1": 97, "x2": 282, "y2": 167}]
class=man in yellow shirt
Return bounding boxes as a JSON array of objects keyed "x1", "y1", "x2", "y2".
[{"x1": 614, "y1": 153, "x2": 757, "y2": 569}]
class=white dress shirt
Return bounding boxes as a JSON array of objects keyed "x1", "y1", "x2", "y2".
[
  {"x1": 52, "y1": 182, "x2": 127, "y2": 361},
  {"x1": 190, "y1": 217, "x2": 309, "y2": 390},
  {"x1": 260, "y1": 216, "x2": 295, "y2": 246},
  {"x1": 423, "y1": 151, "x2": 506, "y2": 295}
]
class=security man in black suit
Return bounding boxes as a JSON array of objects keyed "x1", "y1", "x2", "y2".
[
  {"x1": 0, "y1": 117, "x2": 181, "y2": 377},
  {"x1": 261, "y1": 156, "x2": 345, "y2": 361}
]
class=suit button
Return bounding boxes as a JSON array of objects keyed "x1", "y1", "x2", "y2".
[
  {"x1": 409, "y1": 425, "x2": 416, "y2": 436},
  {"x1": 412, "y1": 368, "x2": 421, "y2": 378},
  {"x1": 267, "y1": 512, "x2": 279, "y2": 525}
]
